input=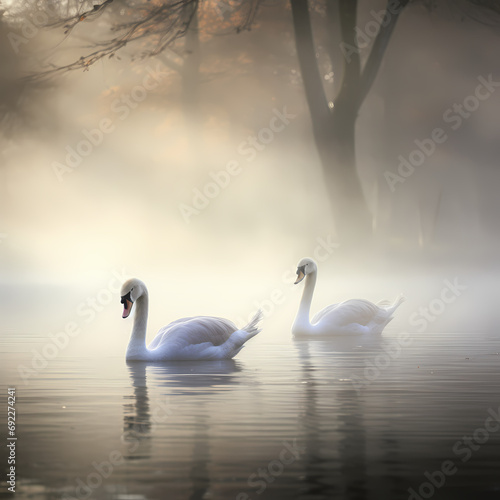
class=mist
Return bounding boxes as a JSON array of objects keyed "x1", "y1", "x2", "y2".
[
  {"x1": 1, "y1": 1, "x2": 499, "y2": 342},
  {"x1": 1, "y1": 2, "x2": 500, "y2": 498}
]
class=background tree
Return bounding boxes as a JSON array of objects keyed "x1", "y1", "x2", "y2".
[
  {"x1": 3, "y1": 0, "x2": 500, "y2": 246},
  {"x1": 289, "y1": 0, "x2": 500, "y2": 246},
  {"x1": 290, "y1": 0, "x2": 409, "y2": 244}
]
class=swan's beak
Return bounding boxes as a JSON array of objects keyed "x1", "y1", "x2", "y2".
[
  {"x1": 122, "y1": 300, "x2": 133, "y2": 318},
  {"x1": 294, "y1": 267, "x2": 306, "y2": 284},
  {"x1": 121, "y1": 292, "x2": 133, "y2": 319}
]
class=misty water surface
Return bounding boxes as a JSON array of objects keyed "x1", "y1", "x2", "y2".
[{"x1": 2, "y1": 268, "x2": 500, "y2": 500}]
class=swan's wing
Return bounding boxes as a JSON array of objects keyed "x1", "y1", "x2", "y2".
[
  {"x1": 148, "y1": 316, "x2": 237, "y2": 350},
  {"x1": 311, "y1": 303, "x2": 340, "y2": 324},
  {"x1": 315, "y1": 299, "x2": 383, "y2": 327},
  {"x1": 148, "y1": 317, "x2": 209, "y2": 349},
  {"x1": 163, "y1": 316, "x2": 197, "y2": 327},
  {"x1": 169, "y1": 341, "x2": 231, "y2": 360},
  {"x1": 376, "y1": 299, "x2": 392, "y2": 307}
]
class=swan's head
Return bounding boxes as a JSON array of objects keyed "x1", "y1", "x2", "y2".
[
  {"x1": 120, "y1": 278, "x2": 146, "y2": 319},
  {"x1": 294, "y1": 258, "x2": 317, "y2": 284}
]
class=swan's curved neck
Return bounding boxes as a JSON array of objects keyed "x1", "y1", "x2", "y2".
[
  {"x1": 295, "y1": 272, "x2": 317, "y2": 328},
  {"x1": 127, "y1": 292, "x2": 149, "y2": 359}
]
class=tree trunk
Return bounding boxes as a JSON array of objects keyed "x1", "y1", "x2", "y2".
[
  {"x1": 290, "y1": 0, "x2": 409, "y2": 245},
  {"x1": 182, "y1": 6, "x2": 203, "y2": 167},
  {"x1": 291, "y1": 0, "x2": 371, "y2": 244},
  {"x1": 318, "y1": 113, "x2": 372, "y2": 244}
]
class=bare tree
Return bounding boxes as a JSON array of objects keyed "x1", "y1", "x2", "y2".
[
  {"x1": 3, "y1": 0, "x2": 499, "y2": 244},
  {"x1": 290, "y1": 0, "x2": 409, "y2": 244},
  {"x1": 6, "y1": 0, "x2": 259, "y2": 77}
]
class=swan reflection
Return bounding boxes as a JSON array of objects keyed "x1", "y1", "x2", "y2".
[
  {"x1": 294, "y1": 334, "x2": 408, "y2": 497},
  {"x1": 121, "y1": 359, "x2": 244, "y2": 498},
  {"x1": 122, "y1": 360, "x2": 242, "y2": 461},
  {"x1": 294, "y1": 339, "x2": 373, "y2": 497}
]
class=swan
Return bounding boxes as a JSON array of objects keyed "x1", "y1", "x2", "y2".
[
  {"x1": 120, "y1": 278, "x2": 262, "y2": 361},
  {"x1": 292, "y1": 258, "x2": 405, "y2": 337}
]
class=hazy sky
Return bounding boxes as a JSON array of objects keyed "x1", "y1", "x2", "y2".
[
  {"x1": 1, "y1": 0, "x2": 499, "y2": 290},
  {"x1": 0, "y1": 0, "x2": 499, "y2": 364}
]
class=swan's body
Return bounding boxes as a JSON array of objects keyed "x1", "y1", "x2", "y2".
[
  {"x1": 292, "y1": 258, "x2": 404, "y2": 337},
  {"x1": 121, "y1": 279, "x2": 262, "y2": 361}
]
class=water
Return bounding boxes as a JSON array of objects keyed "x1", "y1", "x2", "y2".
[{"x1": 2, "y1": 329, "x2": 500, "y2": 500}]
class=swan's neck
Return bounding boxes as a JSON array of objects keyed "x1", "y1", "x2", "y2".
[
  {"x1": 127, "y1": 292, "x2": 149, "y2": 359},
  {"x1": 294, "y1": 272, "x2": 316, "y2": 331}
]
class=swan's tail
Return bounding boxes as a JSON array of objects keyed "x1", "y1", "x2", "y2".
[
  {"x1": 368, "y1": 295, "x2": 405, "y2": 334},
  {"x1": 242, "y1": 309, "x2": 263, "y2": 340},
  {"x1": 224, "y1": 310, "x2": 263, "y2": 358},
  {"x1": 382, "y1": 293, "x2": 406, "y2": 315}
]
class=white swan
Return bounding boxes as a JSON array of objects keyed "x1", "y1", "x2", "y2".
[
  {"x1": 120, "y1": 278, "x2": 262, "y2": 361},
  {"x1": 292, "y1": 258, "x2": 404, "y2": 337}
]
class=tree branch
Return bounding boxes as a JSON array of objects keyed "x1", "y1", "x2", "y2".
[
  {"x1": 356, "y1": 0, "x2": 409, "y2": 110},
  {"x1": 324, "y1": 0, "x2": 343, "y2": 97},
  {"x1": 336, "y1": 0, "x2": 361, "y2": 102},
  {"x1": 290, "y1": 0, "x2": 330, "y2": 128}
]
